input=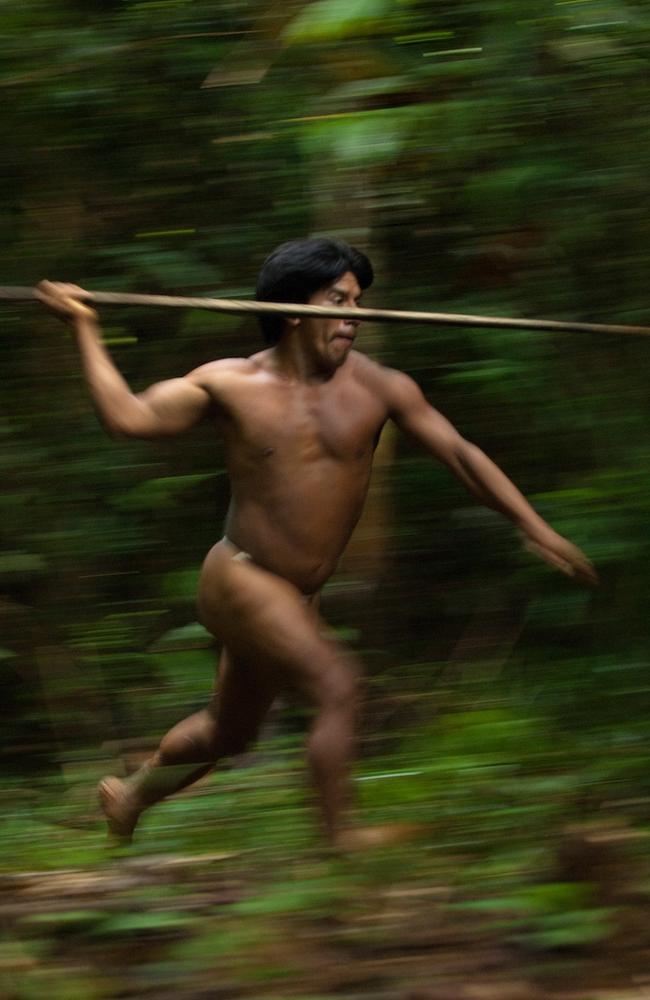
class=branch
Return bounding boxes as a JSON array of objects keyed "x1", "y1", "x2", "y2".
[{"x1": 2, "y1": 285, "x2": 650, "y2": 338}]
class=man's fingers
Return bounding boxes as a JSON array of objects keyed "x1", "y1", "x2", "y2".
[
  {"x1": 37, "y1": 280, "x2": 87, "y2": 303},
  {"x1": 35, "y1": 281, "x2": 58, "y2": 306},
  {"x1": 524, "y1": 539, "x2": 598, "y2": 586},
  {"x1": 36, "y1": 280, "x2": 97, "y2": 321},
  {"x1": 556, "y1": 540, "x2": 599, "y2": 586},
  {"x1": 572, "y1": 559, "x2": 599, "y2": 586},
  {"x1": 525, "y1": 539, "x2": 572, "y2": 575},
  {"x1": 38, "y1": 280, "x2": 85, "y2": 296}
]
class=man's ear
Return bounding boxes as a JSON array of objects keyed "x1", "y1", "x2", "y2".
[{"x1": 286, "y1": 316, "x2": 301, "y2": 328}]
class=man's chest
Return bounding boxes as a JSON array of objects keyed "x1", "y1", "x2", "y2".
[{"x1": 217, "y1": 379, "x2": 386, "y2": 463}]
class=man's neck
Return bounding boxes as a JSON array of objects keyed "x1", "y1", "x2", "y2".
[{"x1": 269, "y1": 335, "x2": 337, "y2": 383}]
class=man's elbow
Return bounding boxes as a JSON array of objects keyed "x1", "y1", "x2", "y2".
[
  {"x1": 440, "y1": 434, "x2": 474, "y2": 469},
  {"x1": 101, "y1": 420, "x2": 133, "y2": 440},
  {"x1": 99, "y1": 413, "x2": 154, "y2": 440},
  {"x1": 442, "y1": 438, "x2": 487, "y2": 482}
]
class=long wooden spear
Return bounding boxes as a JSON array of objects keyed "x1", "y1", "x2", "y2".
[{"x1": 2, "y1": 284, "x2": 650, "y2": 338}]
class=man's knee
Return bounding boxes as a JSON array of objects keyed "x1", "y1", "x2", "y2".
[
  {"x1": 215, "y1": 726, "x2": 259, "y2": 757},
  {"x1": 158, "y1": 731, "x2": 208, "y2": 765},
  {"x1": 317, "y1": 654, "x2": 361, "y2": 711},
  {"x1": 158, "y1": 722, "x2": 256, "y2": 763}
]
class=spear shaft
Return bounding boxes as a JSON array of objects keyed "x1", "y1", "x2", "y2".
[{"x1": 2, "y1": 284, "x2": 650, "y2": 338}]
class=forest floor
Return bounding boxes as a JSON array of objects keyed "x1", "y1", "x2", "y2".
[
  {"x1": 3, "y1": 843, "x2": 650, "y2": 1000},
  {"x1": 3, "y1": 750, "x2": 650, "y2": 1000},
  {"x1": 0, "y1": 712, "x2": 650, "y2": 1000}
]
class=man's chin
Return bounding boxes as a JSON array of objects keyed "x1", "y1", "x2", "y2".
[
  {"x1": 318, "y1": 344, "x2": 352, "y2": 372},
  {"x1": 330, "y1": 341, "x2": 354, "y2": 362},
  {"x1": 329, "y1": 351, "x2": 350, "y2": 369}
]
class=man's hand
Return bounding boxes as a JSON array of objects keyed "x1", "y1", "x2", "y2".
[
  {"x1": 519, "y1": 523, "x2": 598, "y2": 586},
  {"x1": 36, "y1": 280, "x2": 98, "y2": 325}
]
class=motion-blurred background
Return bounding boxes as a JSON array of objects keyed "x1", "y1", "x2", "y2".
[{"x1": 3, "y1": 2, "x2": 650, "y2": 997}]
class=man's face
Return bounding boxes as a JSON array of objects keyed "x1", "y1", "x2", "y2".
[{"x1": 296, "y1": 271, "x2": 363, "y2": 370}]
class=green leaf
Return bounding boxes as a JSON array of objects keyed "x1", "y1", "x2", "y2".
[
  {"x1": 297, "y1": 108, "x2": 414, "y2": 167},
  {"x1": 23, "y1": 909, "x2": 107, "y2": 932},
  {"x1": 111, "y1": 473, "x2": 217, "y2": 511},
  {"x1": 153, "y1": 621, "x2": 213, "y2": 649},
  {"x1": 283, "y1": 0, "x2": 395, "y2": 44},
  {"x1": 92, "y1": 910, "x2": 197, "y2": 936},
  {"x1": 0, "y1": 551, "x2": 47, "y2": 575}
]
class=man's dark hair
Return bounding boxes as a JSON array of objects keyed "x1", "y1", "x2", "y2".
[{"x1": 255, "y1": 236, "x2": 374, "y2": 345}]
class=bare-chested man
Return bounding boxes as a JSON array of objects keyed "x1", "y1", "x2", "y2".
[{"x1": 38, "y1": 237, "x2": 596, "y2": 849}]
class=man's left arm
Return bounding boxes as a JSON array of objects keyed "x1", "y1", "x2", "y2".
[{"x1": 386, "y1": 370, "x2": 597, "y2": 585}]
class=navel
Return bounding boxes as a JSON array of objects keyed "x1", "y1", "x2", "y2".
[{"x1": 262, "y1": 446, "x2": 275, "y2": 458}]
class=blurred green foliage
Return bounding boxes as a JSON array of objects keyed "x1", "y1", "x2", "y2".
[{"x1": 3, "y1": 0, "x2": 650, "y2": 993}]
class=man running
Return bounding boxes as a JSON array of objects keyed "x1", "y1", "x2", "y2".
[{"x1": 37, "y1": 237, "x2": 596, "y2": 849}]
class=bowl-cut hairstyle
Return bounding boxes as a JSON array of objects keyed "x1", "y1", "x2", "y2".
[{"x1": 255, "y1": 236, "x2": 374, "y2": 345}]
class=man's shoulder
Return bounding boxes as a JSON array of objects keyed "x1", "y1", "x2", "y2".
[
  {"x1": 186, "y1": 355, "x2": 261, "y2": 386},
  {"x1": 347, "y1": 353, "x2": 426, "y2": 416},
  {"x1": 348, "y1": 351, "x2": 407, "y2": 392}
]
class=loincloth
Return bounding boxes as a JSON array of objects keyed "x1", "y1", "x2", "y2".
[{"x1": 222, "y1": 537, "x2": 319, "y2": 607}]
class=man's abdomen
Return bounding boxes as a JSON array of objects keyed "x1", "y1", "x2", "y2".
[{"x1": 223, "y1": 470, "x2": 371, "y2": 595}]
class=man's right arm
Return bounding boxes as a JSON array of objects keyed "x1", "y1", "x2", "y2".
[{"x1": 37, "y1": 281, "x2": 211, "y2": 438}]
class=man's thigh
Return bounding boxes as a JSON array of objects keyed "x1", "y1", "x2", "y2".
[
  {"x1": 207, "y1": 648, "x2": 278, "y2": 751},
  {"x1": 199, "y1": 549, "x2": 359, "y2": 705}
]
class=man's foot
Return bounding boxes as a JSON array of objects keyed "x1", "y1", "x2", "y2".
[
  {"x1": 333, "y1": 822, "x2": 430, "y2": 853},
  {"x1": 97, "y1": 776, "x2": 140, "y2": 844}
]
